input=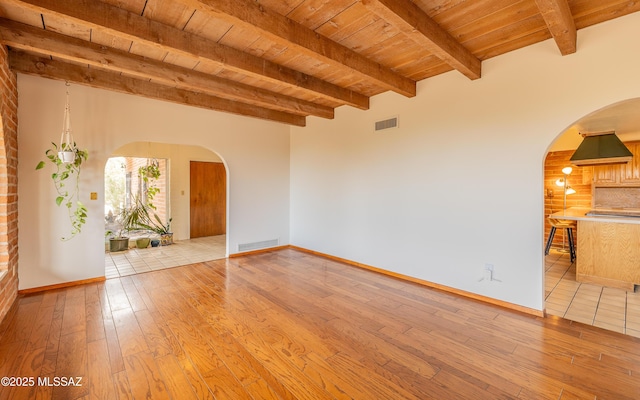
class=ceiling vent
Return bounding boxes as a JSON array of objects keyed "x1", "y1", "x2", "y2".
[
  {"x1": 374, "y1": 116, "x2": 399, "y2": 132},
  {"x1": 570, "y1": 131, "x2": 633, "y2": 166}
]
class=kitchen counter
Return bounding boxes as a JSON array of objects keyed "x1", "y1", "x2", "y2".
[
  {"x1": 550, "y1": 207, "x2": 640, "y2": 224},
  {"x1": 550, "y1": 207, "x2": 640, "y2": 290}
]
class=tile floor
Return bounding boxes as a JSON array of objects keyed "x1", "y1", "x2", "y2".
[
  {"x1": 105, "y1": 235, "x2": 226, "y2": 278},
  {"x1": 545, "y1": 249, "x2": 640, "y2": 338}
]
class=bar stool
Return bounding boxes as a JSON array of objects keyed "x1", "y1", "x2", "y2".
[{"x1": 545, "y1": 218, "x2": 576, "y2": 262}]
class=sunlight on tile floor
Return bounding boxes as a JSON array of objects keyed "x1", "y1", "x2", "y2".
[
  {"x1": 545, "y1": 249, "x2": 640, "y2": 338},
  {"x1": 105, "y1": 235, "x2": 226, "y2": 278}
]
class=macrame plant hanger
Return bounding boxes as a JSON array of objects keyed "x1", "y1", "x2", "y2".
[{"x1": 58, "y1": 81, "x2": 76, "y2": 164}]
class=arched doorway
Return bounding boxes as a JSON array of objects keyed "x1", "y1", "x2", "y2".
[
  {"x1": 104, "y1": 142, "x2": 228, "y2": 277},
  {"x1": 544, "y1": 98, "x2": 640, "y2": 337}
]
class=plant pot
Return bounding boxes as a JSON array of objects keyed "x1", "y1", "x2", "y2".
[
  {"x1": 136, "y1": 238, "x2": 150, "y2": 249},
  {"x1": 150, "y1": 239, "x2": 160, "y2": 247},
  {"x1": 160, "y1": 232, "x2": 173, "y2": 246},
  {"x1": 109, "y1": 237, "x2": 129, "y2": 252},
  {"x1": 58, "y1": 150, "x2": 75, "y2": 163}
]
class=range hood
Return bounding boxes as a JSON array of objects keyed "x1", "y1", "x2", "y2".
[{"x1": 569, "y1": 131, "x2": 633, "y2": 166}]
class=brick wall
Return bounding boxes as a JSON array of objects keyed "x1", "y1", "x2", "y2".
[
  {"x1": 0, "y1": 45, "x2": 19, "y2": 324},
  {"x1": 544, "y1": 150, "x2": 593, "y2": 251},
  {"x1": 125, "y1": 157, "x2": 168, "y2": 227}
]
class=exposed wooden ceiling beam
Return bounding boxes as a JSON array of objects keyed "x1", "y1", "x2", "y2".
[
  {"x1": 10, "y1": 51, "x2": 306, "y2": 126},
  {"x1": 177, "y1": 0, "x2": 417, "y2": 97},
  {"x1": 0, "y1": 18, "x2": 333, "y2": 119},
  {"x1": 360, "y1": 0, "x2": 481, "y2": 80},
  {"x1": 5, "y1": 0, "x2": 369, "y2": 110},
  {"x1": 533, "y1": 0, "x2": 577, "y2": 55}
]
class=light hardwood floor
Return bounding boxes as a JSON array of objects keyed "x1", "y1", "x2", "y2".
[{"x1": 1, "y1": 248, "x2": 639, "y2": 399}]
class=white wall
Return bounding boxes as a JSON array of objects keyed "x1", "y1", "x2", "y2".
[
  {"x1": 290, "y1": 12, "x2": 640, "y2": 310},
  {"x1": 18, "y1": 78, "x2": 290, "y2": 289}
]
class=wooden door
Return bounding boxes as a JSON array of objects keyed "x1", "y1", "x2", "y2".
[{"x1": 190, "y1": 161, "x2": 226, "y2": 238}]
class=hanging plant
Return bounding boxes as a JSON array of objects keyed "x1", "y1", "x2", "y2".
[
  {"x1": 36, "y1": 143, "x2": 88, "y2": 240},
  {"x1": 138, "y1": 159, "x2": 161, "y2": 208},
  {"x1": 36, "y1": 82, "x2": 89, "y2": 240}
]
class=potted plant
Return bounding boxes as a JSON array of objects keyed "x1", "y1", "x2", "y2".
[
  {"x1": 36, "y1": 142, "x2": 89, "y2": 241},
  {"x1": 121, "y1": 197, "x2": 153, "y2": 250},
  {"x1": 156, "y1": 218, "x2": 173, "y2": 246},
  {"x1": 138, "y1": 161, "x2": 161, "y2": 204},
  {"x1": 107, "y1": 233, "x2": 129, "y2": 252},
  {"x1": 106, "y1": 203, "x2": 136, "y2": 252},
  {"x1": 135, "y1": 237, "x2": 151, "y2": 249},
  {"x1": 105, "y1": 226, "x2": 129, "y2": 252},
  {"x1": 58, "y1": 149, "x2": 76, "y2": 163},
  {"x1": 122, "y1": 195, "x2": 173, "y2": 246},
  {"x1": 128, "y1": 160, "x2": 173, "y2": 245}
]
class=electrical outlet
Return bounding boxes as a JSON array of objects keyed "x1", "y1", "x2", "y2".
[
  {"x1": 479, "y1": 264, "x2": 499, "y2": 283},
  {"x1": 480, "y1": 263, "x2": 502, "y2": 283},
  {"x1": 477, "y1": 263, "x2": 494, "y2": 282}
]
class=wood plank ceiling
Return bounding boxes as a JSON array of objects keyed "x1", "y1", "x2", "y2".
[{"x1": 0, "y1": 0, "x2": 638, "y2": 126}]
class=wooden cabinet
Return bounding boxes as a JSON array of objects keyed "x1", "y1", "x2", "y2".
[
  {"x1": 577, "y1": 220, "x2": 640, "y2": 290},
  {"x1": 592, "y1": 164, "x2": 620, "y2": 185},
  {"x1": 592, "y1": 141, "x2": 640, "y2": 187},
  {"x1": 620, "y1": 142, "x2": 640, "y2": 184}
]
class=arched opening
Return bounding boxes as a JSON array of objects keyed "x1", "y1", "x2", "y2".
[
  {"x1": 103, "y1": 141, "x2": 228, "y2": 277},
  {"x1": 544, "y1": 98, "x2": 640, "y2": 337}
]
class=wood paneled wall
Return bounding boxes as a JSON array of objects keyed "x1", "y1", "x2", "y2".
[
  {"x1": 0, "y1": 45, "x2": 19, "y2": 324},
  {"x1": 544, "y1": 151, "x2": 592, "y2": 250},
  {"x1": 544, "y1": 140, "x2": 640, "y2": 251}
]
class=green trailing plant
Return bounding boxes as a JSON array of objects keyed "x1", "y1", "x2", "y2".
[
  {"x1": 105, "y1": 158, "x2": 171, "y2": 244},
  {"x1": 36, "y1": 142, "x2": 89, "y2": 240},
  {"x1": 126, "y1": 159, "x2": 171, "y2": 235},
  {"x1": 138, "y1": 161, "x2": 161, "y2": 208}
]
